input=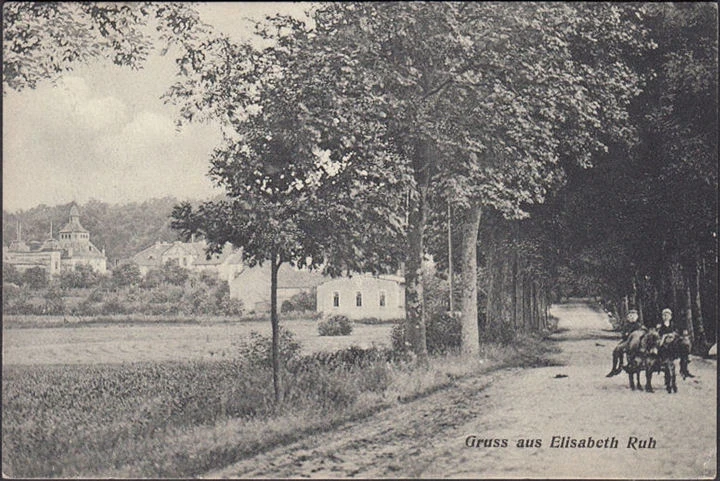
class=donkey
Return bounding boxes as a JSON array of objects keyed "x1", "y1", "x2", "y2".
[
  {"x1": 623, "y1": 328, "x2": 660, "y2": 392},
  {"x1": 656, "y1": 331, "x2": 694, "y2": 393}
]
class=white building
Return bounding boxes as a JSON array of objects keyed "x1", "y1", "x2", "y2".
[
  {"x1": 130, "y1": 240, "x2": 243, "y2": 282},
  {"x1": 3, "y1": 204, "x2": 107, "y2": 275},
  {"x1": 316, "y1": 274, "x2": 405, "y2": 320},
  {"x1": 57, "y1": 204, "x2": 107, "y2": 273},
  {"x1": 229, "y1": 264, "x2": 326, "y2": 313}
]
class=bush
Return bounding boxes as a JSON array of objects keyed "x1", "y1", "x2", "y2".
[
  {"x1": 59, "y1": 264, "x2": 100, "y2": 289},
  {"x1": 318, "y1": 315, "x2": 353, "y2": 336},
  {"x1": 111, "y1": 262, "x2": 141, "y2": 287},
  {"x1": 281, "y1": 289, "x2": 316, "y2": 312},
  {"x1": 43, "y1": 285, "x2": 65, "y2": 315},
  {"x1": 392, "y1": 312, "x2": 462, "y2": 354},
  {"x1": 22, "y1": 267, "x2": 48, "y2": 289},
  {"x1": 280, "y1": 300, "x2": 294, "y2": 313},
  {"x1": 3, "y1": 264, "x2": 23, "y2": 285},
  {"x1": 237, "y1": 328, "x2": 303, "y2": 370},
  {"x1": 479, "y1": 320, "x2": 516, "y2": 345}
]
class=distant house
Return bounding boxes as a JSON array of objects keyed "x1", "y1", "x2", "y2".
[
  {"x1": 3, "y1": 204, "x2": 107, "y2": 276},
  {"x1": 316, "y1": 274, "x2": 405, "y2": 320},
  {"x1": 229, "y1": 264, "x2": 326, "y2": 313},
  {"x1": 130, "y1": 240, "x2": 243, "y2": 282}
]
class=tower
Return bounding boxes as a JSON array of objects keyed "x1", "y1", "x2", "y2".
[
  {"x1": 59, "y1": 203, "x2": 90, "y2": 247},
  {"x1": 9, "y1": 220, "x2": 29, "y2": 252}
]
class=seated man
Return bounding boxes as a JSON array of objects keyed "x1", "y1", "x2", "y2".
[
  {"x1": 607, "y1": 309, "x2": 645, "y2": 377},
  {"x1": 657, "y1": 308, "x2": 676, "y2": 339},
  {"x1": 656, "y1": 308, "x2": 694, "y2": 378}
]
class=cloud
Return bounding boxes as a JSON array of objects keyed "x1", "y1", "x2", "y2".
[
  {"x1": 3, "y1": 71, "x2": 223, "y2": 211},
  {"x1": 2, "y1": 4, "x2": 317, "y2": 212},
  {"x1": 39, "y1": 76, "x2": 130, "y2": 134}
]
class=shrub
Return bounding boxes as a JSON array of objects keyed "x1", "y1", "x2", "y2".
[
  {"x1": 141, "y1": 269, "x2": 164, "y2": 288},
  {"x1": 22, "y1": 267, "x2": 48, "y2": 289},
  {"x1": 101, "y1": 298, "x2": 127, "y2": 315},
  {"x1": 43, "y1": 285, "x2": 65, "y2": 315},
  {"x1": 112, "y1": 262, "x2": 141, "y2": 287},
  {"x1": 318, "y1": 315, "x2": 353, "y2": 336},
  {"x1": 3, "y1": 263, "x2": 22, "y2": 285},
  {"x1": 280, "y1": 300, "x2": 294, "y2": 313},
  {"x1": 198, "y1": 270, "x2": 219, "y2": 288},
  {"x1": 237, "y1": 328, "x2": 303, "y2": 370},
  {"x1": 479, "y1": 320, "x2": 516, "y2": 345},
  {"x1": 392, "y1": 312, "x2": 462, "y2": 354},
  {"x1": 161, "y1": 260, "x2": 190, "y2": 286},
  {"x1": 59, "y1": 264, "x2": 100, "y2": 289},
  {"x1": 87, "y1": 288, "x2": 107, "y2": 303},
  {"x1": 281, "y1": 289, "x2": 316, "y2": 312}
]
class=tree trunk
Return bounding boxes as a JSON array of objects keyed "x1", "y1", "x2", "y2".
[
  {"x1": 693, "y1": 258, "x2": 707, "y2": 353},
  {"x1": 270, "y1": 249, "x2": 282, "y2": 403},
  {"x1": 622, "y1": 295, "x2": 629, "y2": 321},
  {"x1": 447, "y1": 203, "x2": 454, "y2": 313},
  {"x1": 512, "y1": 244, "x2": 518, "y2": 330},
  {"x1": 683, "y1": 276, "x2": 694, "y2": 342},
  {"x1": 459, "y1": 204, "x2": 482, "y2": 355},
  {"x1": 404, "y1": 140, "x2": 431, "y2": 364}
]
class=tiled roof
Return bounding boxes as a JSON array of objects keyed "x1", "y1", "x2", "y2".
[
  {"x1": 277, "y1": 264, "x2": 327, "y2": 288},
  {"x1": 132, "y1": 242, "x2": 173, "y2": 266},
  {"x1": 60, "y1": 241, "x2": 106, "y2": 259},
  {"x1": 59, "y1": 204, "x2": 89, "y2": 233},
  {"x1": 59, "y1": 218, "x2": 89, "y2": 233},
  {"x1": 130, "y1": 241, "x2": 242, "y2": 267},
  {"x1": 190, "y1": 242, "x2": 242, "y2": 266}
]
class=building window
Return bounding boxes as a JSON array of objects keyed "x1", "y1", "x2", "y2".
[
  {"x1": 356, "y1": 291, "x2": 362, "y2": 307},
  {"x1": 333, "y1": 292, "x2": 340, "y2": 307},
  {"x1": 183, "y1": 257, "x2": 187, "y2": 266},
  {"x1": 379, "y1": 291, "x2": 386, "y2": 307}
]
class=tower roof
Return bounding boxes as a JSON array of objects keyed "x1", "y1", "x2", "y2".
[{"x1": 59, "y1": 204, "x2": 88, "y2": 233}]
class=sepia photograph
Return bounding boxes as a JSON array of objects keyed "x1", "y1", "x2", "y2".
[{"x1": 2, "y1": 2, "x2": 717, "y2": 478}]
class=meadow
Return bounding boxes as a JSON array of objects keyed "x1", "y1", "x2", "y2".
[
  {"x1": 2, "y1": 316, "x2": 555, "y2": 478},
  {"x1": 2, "y1": 317, "x2": 394, "y2": 365}
]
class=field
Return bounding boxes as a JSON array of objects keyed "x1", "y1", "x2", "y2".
[
  {"x1": 1, "y1": 315, "x2": 554, "y2": 478},
  {"x1": 2, "y1": 317, "x2": 395, "y2": 365}
]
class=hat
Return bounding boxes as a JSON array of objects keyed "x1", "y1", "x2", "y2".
[
  {"x1": 662, "y1": 308, "x2": 672, "y2": 315},
  {"x1": 627, "y1": 309, "x2": 638, "y2": 316}
]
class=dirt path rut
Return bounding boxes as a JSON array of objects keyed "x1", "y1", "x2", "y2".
[{"x1": 204, "y1": 302, "x2": 716, "y2": 479}]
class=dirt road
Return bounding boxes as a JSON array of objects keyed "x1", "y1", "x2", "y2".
[{"x1": 204, "y1": 301, "x2": 716, "y2": 479}]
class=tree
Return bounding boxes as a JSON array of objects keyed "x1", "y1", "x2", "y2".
[
  {"x1": 3, "y1": 2, "x2": 210, "y2": 92},
  {"x1": 534, "y1": 3, "x2": 718, "y2": 353},
  {"x1": 22, "y1": 267, "x2": 47, "y2": 289},
  {"x1": 3, "y1": 263, "x2": 22, "y2": 285},
  {"x1": 160, "y1": 259, "x2": 189, "y2": 286},
  {"x1": 112, "y1": 262, "x2": 142, "y2": 287},
  {"x1": 265, "y1": 3, "x2": 651, "y2": 356},
  {"x1": 59, "y1": 264, "x2": 100, "y2": 289},
  {"x1": 44, "y1": 282, "x2": 65, "y2": 315},
  {"x1": 169, "y1": 14, "x2": 406, "y2": 400}
]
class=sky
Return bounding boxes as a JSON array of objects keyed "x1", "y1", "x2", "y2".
[{"x1": 2, "y1": 2, "x2": 312, "y2": 213}]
